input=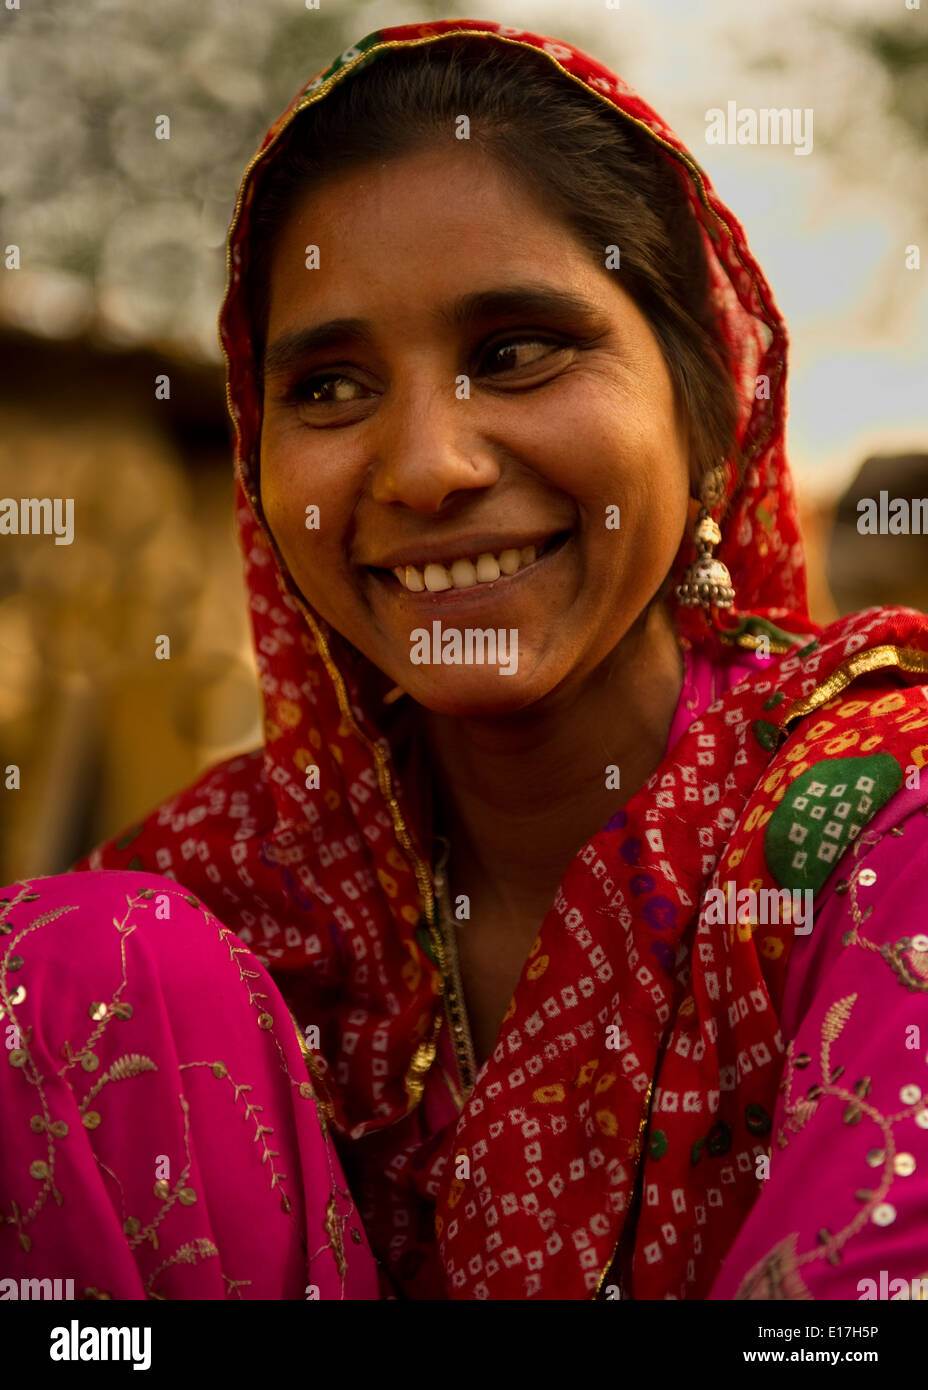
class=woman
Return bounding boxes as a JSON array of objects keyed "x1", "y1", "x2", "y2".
[{"x1": 3, "y1": 18, "x2": 928, "y2": 1302}]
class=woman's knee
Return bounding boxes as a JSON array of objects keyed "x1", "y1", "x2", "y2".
[{"x1": 1, "y1": 871, "x2": 238, "y2": 1065}]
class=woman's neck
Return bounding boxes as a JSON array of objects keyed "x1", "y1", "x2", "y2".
[{"x1": 420, "y1": 600, "x2": 686, "y2": 919}]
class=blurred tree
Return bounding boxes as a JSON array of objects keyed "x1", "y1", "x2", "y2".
[
  {"x1": 857, "y1": 21, "x2": 928, "y2": 146},
  {"x1": 0, "y1": 0, "x2": 445, "y2": 359},
  {"x1": 737, "y1": 10, "x2": 928, "y2": 218}
]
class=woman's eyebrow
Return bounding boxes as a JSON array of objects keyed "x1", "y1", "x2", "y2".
[
  {"x1": 262, "y1": 285, "x2": 602, "y2": 378},
  {"x1": 441, "y1": 283, "x2": 603, "y2": 330},
  {"x1": 263, "y1": 318, "x2": 374, "y2": 378}
]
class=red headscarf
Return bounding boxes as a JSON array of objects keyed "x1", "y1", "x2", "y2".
[{"x1": 80, "y1": 19, "x2": 928, "y2": 1298}]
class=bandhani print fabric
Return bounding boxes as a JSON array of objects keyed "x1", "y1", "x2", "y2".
[
  {"x1": 434, "y1": 609, "x2": 928, "y2": 1299},
  {"x1": 1, "y1": 20, "x2": 928, "y2": 1300}
]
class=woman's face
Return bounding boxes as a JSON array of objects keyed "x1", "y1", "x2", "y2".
[{"x1": 258, "y1": 143, "x2": 692, "y2": 715}]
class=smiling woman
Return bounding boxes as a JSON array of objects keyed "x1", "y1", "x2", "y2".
[{"x1": 3, "y1": 18, "x2": 928, "y2": 1304}]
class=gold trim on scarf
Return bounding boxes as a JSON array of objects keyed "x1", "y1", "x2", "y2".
[
  {"x1": 403, "y1": 1010, "x2": 444, "y2": 1108},
  {"x1": 285, "y1": 589, "x2": 460, "y2": 1117},
  {"x1": 591, "y1": 1076, "x2": 655, "y2": 1300},
  {"x1": 781, "y1": 645, "x2": 928, "y2": 730},
  {"x1": 432, "y1": 843, "x2": 479, "y2": 1096},
  {"x1": 719, "y1": 631, "x2": 794, "y2": 655}
]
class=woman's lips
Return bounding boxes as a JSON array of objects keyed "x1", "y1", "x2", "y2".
[
  {"x1": 394, "y1": 540, "x2": 544, "y2": 593},
  {"x1": 367, "y1": 530, "x2": 574, "y2": 607}
]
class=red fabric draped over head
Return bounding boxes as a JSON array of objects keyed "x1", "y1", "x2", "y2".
[
  {"x1": 81, "y1": 19, "x2": 928, "y2": 1299},
  {"x1": 209, "y1": 10, "x2": 811, "y2": 1126}
]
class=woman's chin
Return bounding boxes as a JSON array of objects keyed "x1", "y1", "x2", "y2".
[{"x1": 399, "y1": 664, "x2": 552, "y2": 718}]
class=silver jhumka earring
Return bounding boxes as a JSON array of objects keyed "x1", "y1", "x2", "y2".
[{"x1": 676, "y1": 461, "x2": 736, "y2": 611}]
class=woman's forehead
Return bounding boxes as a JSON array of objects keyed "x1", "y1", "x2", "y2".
[
  {"x1": 264, "y1": 142, "x2": 550, "y2": 249},
  {"x1": 259, "y1": 144, "x2": 615, "y2": 328}
]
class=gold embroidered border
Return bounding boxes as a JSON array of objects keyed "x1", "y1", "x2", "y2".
[{"x1": 781, "y1": 645, "x2": 928, "y2": 731}]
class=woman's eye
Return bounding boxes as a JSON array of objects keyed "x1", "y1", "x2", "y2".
[
  {"x1": 481, "y1": 338, "x2": 566, "y2": 377},
  {"x1": 281, "y1": 339, "x2": 568, "y2": 410},
  {"x1": 288, "y1": 374, "x2": 370, "y2": 405}
]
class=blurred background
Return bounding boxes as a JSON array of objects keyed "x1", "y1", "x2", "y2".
[{"x1": 1, "y1": 0, "x2": 926, "y2": 879}]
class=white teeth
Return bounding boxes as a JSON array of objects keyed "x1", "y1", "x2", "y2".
[
  {"x1": 424, "y1": 563, "x2": 452, "y2": 592},
  {"x1": 449, "y1": 558, "x2": 478, "y2": 588},
  {"x1": 390, "y1": 540, "x2": 555, "y2": 591},
  {"x1": 475, "y1": 552, "x2": 500, "y2": 583}
]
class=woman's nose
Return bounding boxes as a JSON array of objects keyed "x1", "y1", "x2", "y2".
[{"x1": 368, "y1": 381, "x2": 501, "y2": 513}]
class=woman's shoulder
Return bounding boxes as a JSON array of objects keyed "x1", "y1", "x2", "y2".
[{"x1": 74, "y1": 745, "x2": 273, "y2": 876}]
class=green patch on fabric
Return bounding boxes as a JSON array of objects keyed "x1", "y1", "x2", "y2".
[
  {"x1": 796, "y1": 640, "x2": 820, "y2": 657},
  {"x1": 128, "y1": 855, "x2": 144, "y2": 872},
  {"x1": 707, "y1": 1121, "x2": 732, "y2": 1157},
  {"x1": 762, "y1": 692, "x2": 786, "y2": 711},
  {"x1": 764, "y1": 755, "x2": 903, "y2": 893},
  {"x1": 115, "y1": 824, "x2": 144, "y2": 851},
  {"x1": 745, "y1": 1103, "x2": 772, "y2": 1136},
  {"x1": 752, "y1": 719, "x2": 781, "y2": 751},
  {"x1": 306, "y1": 33, "x2": 382, "y2": 93},
  {"x1": 649, "y1": 1129, "x2": 668, "y2": 1160},
  {"x1": 720, "y1": 614, "x2": 814, "y2": 650}
]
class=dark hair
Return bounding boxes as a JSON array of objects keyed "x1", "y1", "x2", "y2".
[{"x1": 245, "y1": 37, "x2": 739, "y2": 492}]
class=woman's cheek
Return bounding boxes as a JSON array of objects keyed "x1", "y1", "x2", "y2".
[
  {"x1": 263, "y1": 472, "x2": 355, "y2": 624},
  {"x1": 260, "y1": 465, "x2": 313, "y2": 583}
]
